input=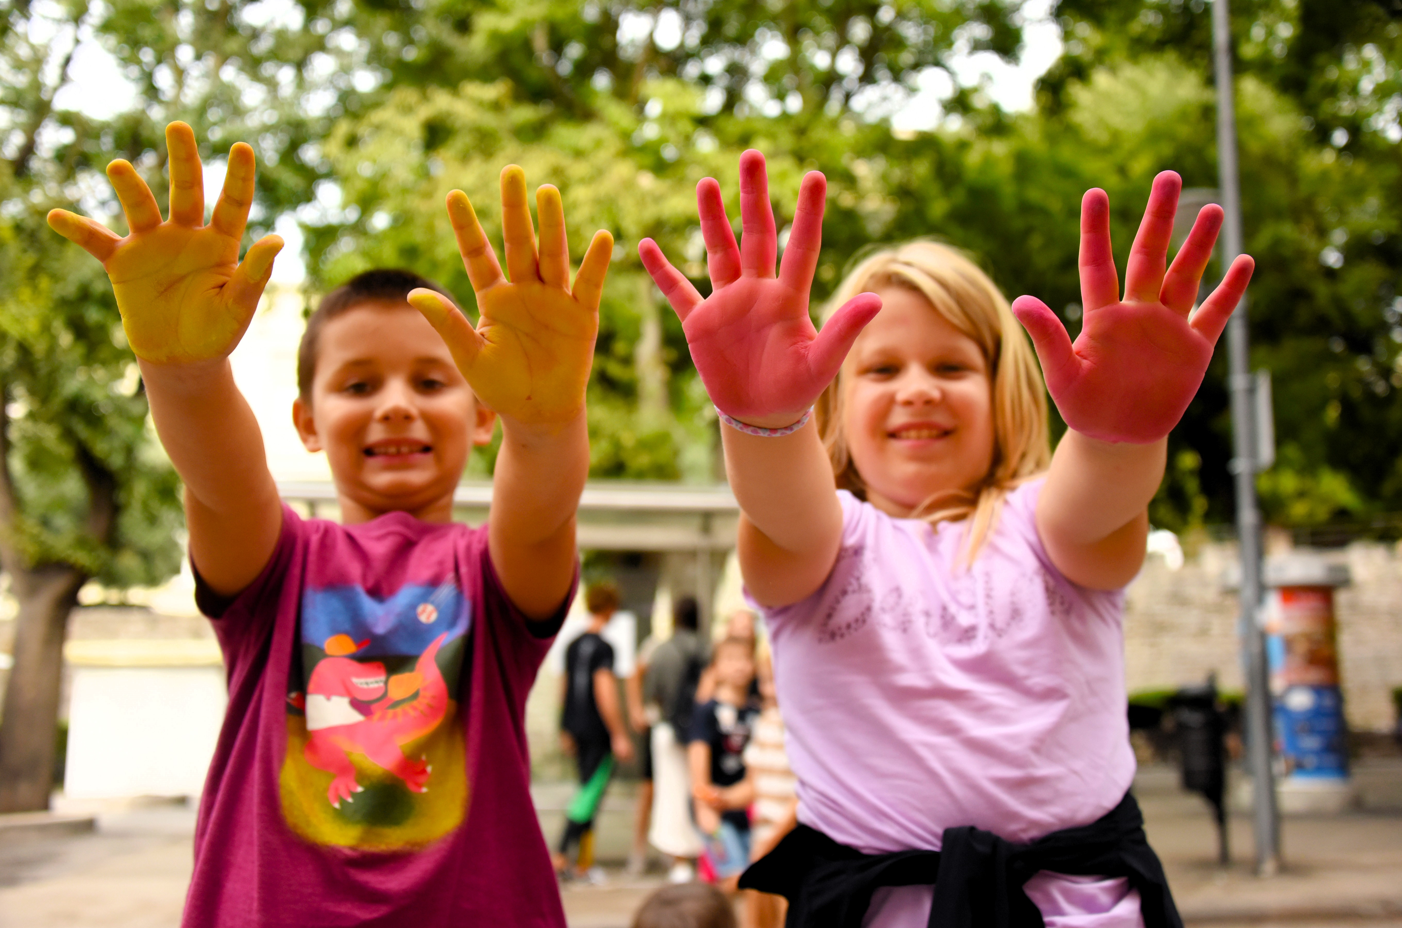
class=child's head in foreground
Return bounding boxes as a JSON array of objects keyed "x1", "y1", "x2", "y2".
[
  {"x1": 631, "y1": 881, "x2": 737, "y2": 928},
  {"x1": 817, "y1": 241, "x2": 1051, "y2": 546},
  {"x1": 292, "y1": 269, "x2": 497, "y2": 522}
]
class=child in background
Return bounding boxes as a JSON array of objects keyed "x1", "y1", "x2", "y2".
[
  {"x1": 639, "y1": 152, "x2": 1252, "y2": 926},
  {"x1": 556, "y1": 581, "x2": 636, "y2": 882},
  {"x1": 631, "y1": 882, "x2": 738, "y2": 928},
  {"x1": 688, "y1": 637, "x2": 760, "y2": 892},
  {"x1": 48, "y1": 122, "x2": 613, "y2": 927}
]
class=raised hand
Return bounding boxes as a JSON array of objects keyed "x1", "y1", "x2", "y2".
[
  {"x1": 638, "y1": 151, "x2": 882, "y2": 428},
  {"x1": 46, "y1": 121, "x2": 282, "y2": 365},
  {"x1": 1011, "y1": 172, "x2": 1255, "y2": 445},
  {"x1": 407, "y1": 167, "x2": 612, "y2": 428}
]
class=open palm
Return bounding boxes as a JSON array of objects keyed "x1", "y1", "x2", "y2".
[
  {"x1": 1012, "y1": 172, "x2": 1255, "y2": 444},
  {"x1": 407, "y1": 167, "x2": 612, "y2": 427},
  {"x1": 638, "y1": 151, "x2": 881, "y2": 428},
  {"x1": 47, "y1": 122, "x2": 281, "y2": 365}
]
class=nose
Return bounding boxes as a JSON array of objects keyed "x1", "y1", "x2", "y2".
[
  {"x1": 894, "y1": 366, "x2": 942, "y2": 406},
  {"x1": 375, "y1": 379, "x2": 418, "y2": 423}
]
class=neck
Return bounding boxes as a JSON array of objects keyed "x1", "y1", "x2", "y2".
[
  {"x1": 588, "y1": 612, "x2": 610, "y2": 633},
  {"x1": 715, "y1": 681, "x2": 746, "y2": 704},
  {"x1": 334, "y1": 486, "x2": 457, "y2": 525}
]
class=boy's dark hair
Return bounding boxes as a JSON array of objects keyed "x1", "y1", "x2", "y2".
[
  {"x1": 296, "y1": 268, "x2": 455, "y2": 401},
  {"x1": 673, "y1": 595, "x2": 700, "y2": 632},
  {"x1": 585, "y1": 581, "x2": 621, "y2": 615},
  {"x1": 630, "y1": 881, "x2": 737, "y2": 928}
]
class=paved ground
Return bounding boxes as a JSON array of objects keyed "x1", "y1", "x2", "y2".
[{"x1": 1, "y1": 762, "x2": 1399, "y2": 928}]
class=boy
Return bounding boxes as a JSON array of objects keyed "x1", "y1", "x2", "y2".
[
  {"x1": 47, "y1": 122, "x2": 613, "y2": 926},
  {"x1": 554, "y1": 580, "x2": 634, "y2": 881},
  {"x1": 687, "y1": 636, "x2": 760, "y2": 892}
]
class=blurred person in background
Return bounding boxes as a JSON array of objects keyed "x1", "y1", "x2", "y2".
[
  {"x1": 646, "y1": 595, "x2": 709, "y2": 882},
  {"x1": 627, "y1": 625, "x2": 662, "y2": 875},
  {"x1": 555, "y1": 580, "x2": 634, "y2": 883},
  {"x1": 688, "y1": 637, "x2": 761, "y2": 893}
]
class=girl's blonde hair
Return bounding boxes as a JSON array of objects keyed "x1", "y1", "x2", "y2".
[{"x1": 816, "y1": 240, "x2": 1051, "y2": 559}]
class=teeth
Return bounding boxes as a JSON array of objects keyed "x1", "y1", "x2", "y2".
[
  {"x1": 352, "y1": 675, "x2": 386, "y2": 688},
  {"x1": 368, "y1": 444, "x2": 428, "y2": 456},
  {"x1": 893, "y1": 429, "x2": 949, "y2": 440}
]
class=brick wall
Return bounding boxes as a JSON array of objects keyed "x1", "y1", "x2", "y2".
[{"x1": 1126, "y1": 541, "x2": 1402, "y2": 733}]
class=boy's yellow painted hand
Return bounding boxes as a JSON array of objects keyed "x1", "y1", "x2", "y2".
[
  {"x1": 47, "y1": 121, "x2": 282, "y2": 365},
  {"x1": 408, "y1": 167, "x2": 611, "y2": 428}
]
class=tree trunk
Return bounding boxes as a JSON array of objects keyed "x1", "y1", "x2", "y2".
[{"x1": 0, "y1": 563, "x2": 86, "y2": 812}]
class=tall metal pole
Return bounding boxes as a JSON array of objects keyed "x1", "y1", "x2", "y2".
[{"x1": 1212, "y1": 0, "x2": 1281, "y2": 876}]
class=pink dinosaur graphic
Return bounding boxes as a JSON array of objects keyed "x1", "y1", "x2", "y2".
[{"x1": 302, "y1": 632, "x2": 450, "y2": 808}]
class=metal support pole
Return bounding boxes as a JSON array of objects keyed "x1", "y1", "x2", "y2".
[{"x1": 1213, "y1": 0, "x2": 1281, "y2": 876}]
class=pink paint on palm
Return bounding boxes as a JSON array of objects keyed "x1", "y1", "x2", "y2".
[
  {"x1": 638, "y1": 150, "x2": 882, "y2": 427},
  {"x1": 1011, "y1": 172, "x2": 1256, "y2": 445}
]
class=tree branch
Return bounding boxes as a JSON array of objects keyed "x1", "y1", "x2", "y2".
[{"x1": 74, "y1": 442, "x2": 118, "y2": 547}]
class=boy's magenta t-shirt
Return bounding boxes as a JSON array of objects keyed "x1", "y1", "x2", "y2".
[{"x1": 184, "y1": 505, "x2": 569, "y2": 928}]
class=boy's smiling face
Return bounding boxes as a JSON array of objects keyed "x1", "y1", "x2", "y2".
[{"x1": 293, "y1": 300, "x2": 495, "y2": 524}]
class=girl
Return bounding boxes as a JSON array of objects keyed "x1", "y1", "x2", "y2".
[{"x1": 638, "y1": 152, "x2": 1253, "y2": 928}]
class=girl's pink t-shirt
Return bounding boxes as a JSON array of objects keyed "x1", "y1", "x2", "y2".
[{"x1": 754, "y1": 481, "x2": 1143, "y2": 928}]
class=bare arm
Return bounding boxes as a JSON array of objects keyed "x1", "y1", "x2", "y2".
[
  {"x1": 142, "y1": 360, "x2": 282, "y2": 595},
  {"x1": 47, "y1": 122, "x2": 284, "y2": 597},
  {"x1": 593, "y1": 668, "x2": 627, "y2": 739},
  {"x1": 1037, "y1": 434, "x2": 1163, "y2": 589},
  {"x1": 489, "y1": 412, "x2": 588, "y2": 619},
  {"x1": 1013, "y1": 174, "x2": 1255, "y2": 590},
  {"x1": 408, "y1": 170, "x2": 612, "y2": 621},
  {"x1": 626, "y1": 661, "x2": 647, "y2": 733},
  {"x1": 723, "y1": 422, "x2": 844, "y2": 606},
  {"x1": 637, "y1": 153, "x2": 880, "y2": 610}
]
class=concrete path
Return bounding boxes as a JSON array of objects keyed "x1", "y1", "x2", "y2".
[{"x1": 1, "y1": 763, "x2": 1399, "y2": 927}]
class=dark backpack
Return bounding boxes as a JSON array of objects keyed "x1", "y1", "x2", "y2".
[{"x1": 667, "y1": 649, "x2": 706, "y2": 738}]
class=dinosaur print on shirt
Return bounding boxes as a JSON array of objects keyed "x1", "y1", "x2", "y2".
[{"x1": 279, "y1": 581, "x2": 471, "y2": 850}]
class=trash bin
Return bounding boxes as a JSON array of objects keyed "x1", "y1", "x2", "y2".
[{"x1": 1171, "y1": 677, "x2": 1229, "y2": 864}]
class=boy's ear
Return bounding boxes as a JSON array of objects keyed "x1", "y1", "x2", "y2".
[
  {"x1": 292, "y1": 396, "x2": 323, "y2": 452},
  {"x1": 470, "y1": 400, "x2": 497, "y2": 447}
]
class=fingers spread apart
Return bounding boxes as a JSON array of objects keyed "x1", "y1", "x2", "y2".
[
  {"x1": 47, "y1": 209, "x2": 122, "y2": 263},
  {"x1": 638, "y1": 239, "x2": 703, "y2": 322}
]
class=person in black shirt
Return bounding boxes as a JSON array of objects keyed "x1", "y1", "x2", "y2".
[
  {"x1": 555, "y1": 581, "x2": 634, "y2": 881},
  {"x1": 688, "y1": 636, "x2": 760, "y2": 891}
]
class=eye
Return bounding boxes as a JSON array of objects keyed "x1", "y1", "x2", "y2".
[
  {"x1": 343, "y1": 380, "x2": 372, "y2": 395},
  {"x1": 418, "y1": 377, "x2": 445, "y2": 392},
  {"x1": 863, "y1": 362, "x2": 900, "y2": 377}
]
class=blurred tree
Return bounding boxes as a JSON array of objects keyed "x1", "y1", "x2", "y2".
[
  {"x1": 0, "y1": 0, "x2": 349, "y2": 811},
  {"x1": 296, "y1": 0, "x2": 1030, "y2": 481},
  {"x1": 1036, "y1": 0, "x2": 1402, "y2": 527}
]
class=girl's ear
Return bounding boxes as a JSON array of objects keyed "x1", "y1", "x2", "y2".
[{"x1": 292, "y1": 396, "x2": 323, "y2": 452}]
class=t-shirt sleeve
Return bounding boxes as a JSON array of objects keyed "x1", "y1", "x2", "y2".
[
  {"x1": 590, "y1": 638, "x2": 616, "y2": 675},
  {"x1": 1000, "y1": 478, "x2": 1126, "y2": 614},
  {"x1": 687, "y1": 700, "x2": 715, "y2": 745},
  {"x1": 191, "y1": 504, "x2": 306, "y2": 667}
]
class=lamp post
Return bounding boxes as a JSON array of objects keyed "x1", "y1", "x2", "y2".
[{"x1": 1212, "y1": 0, "x2": 1282, "y2": 876}]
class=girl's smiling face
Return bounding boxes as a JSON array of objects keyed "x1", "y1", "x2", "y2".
[{"x1": 840, "y1": 285, "x2": 996, "y2": 518}]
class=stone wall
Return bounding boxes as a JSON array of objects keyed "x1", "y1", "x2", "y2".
[{"x1": 1125, "y1": 539, "x2": 1402, "y2": 733}]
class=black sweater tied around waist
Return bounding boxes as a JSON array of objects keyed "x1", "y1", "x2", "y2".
[{"x1": 737, "y1": 791, "x2": 1182, "y2": 928}]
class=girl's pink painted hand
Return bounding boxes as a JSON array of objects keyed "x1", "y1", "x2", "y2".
[
  {"x1": 1011, "y1": 172, "x2": 1255, "y2": 444},
  {"x1": 638, "y1": 151, "x2": 882, "y2": 428}
]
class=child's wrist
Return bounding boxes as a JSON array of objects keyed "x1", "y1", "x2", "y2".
[{"x1": 716, "y1": 407, "x2": 813, "y2": 436}]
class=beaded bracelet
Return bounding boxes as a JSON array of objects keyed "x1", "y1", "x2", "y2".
[{"x1": 715, "y1": 406, "x2": 813, "y2": 437}]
